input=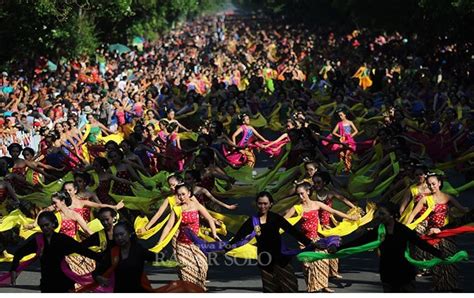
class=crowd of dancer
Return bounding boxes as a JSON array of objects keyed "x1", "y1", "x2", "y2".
[{"x1": 0, "y1": 11, "x2": 473, "y2": 293}]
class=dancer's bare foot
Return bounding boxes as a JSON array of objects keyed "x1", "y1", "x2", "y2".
[{"x1": 323, "y1": 287, "x2": 335, "y2": 293}]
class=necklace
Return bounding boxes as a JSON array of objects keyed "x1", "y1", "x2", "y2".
[{"x1": 316, "y1": 193, "x2": 328, "y2": 201}]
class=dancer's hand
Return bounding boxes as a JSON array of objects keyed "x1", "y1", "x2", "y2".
[
  {"x1": 428, "y1": 228, "x2": 441, "y2": 235},
  {"x1": 213, "y1": 234, "x2": 221, "y2": 241},
  {"x1": 226, "y1": 204, "x2": 238, "y2": 210},
  {"x1": 349, "y1": 214, "x2": 360, "y2": 221},
  {"x1": 115, "y1": 200, "x2": 125, "y2": 210},
  {"x1": 213, "y1": 219, "x2": 223, "y2": 227}
]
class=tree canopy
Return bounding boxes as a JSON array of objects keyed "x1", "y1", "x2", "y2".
[{"x1": 0, "y1": 0, "x2": 224, "y2": 68}]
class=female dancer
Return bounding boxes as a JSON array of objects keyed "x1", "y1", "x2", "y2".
[
  {"x1": 257, "y1": 118, "x2": 293, "y2": 158},
  {"x1": 66, "y1": 118, "x2": 84, "y2": 144},
  {"x1": 284, "y1": 182, "x2": 358, "y2": 292},
  {"x1": 206, "y1": 121, "x2": 242, "y2": 169},
  {"x1": 62, "y1": 121, "x2": 83, "y2": 156},
  {"x1": 313, "y1": 172, "x2": 358, "y2": 279},
  {"x1": 145, "y1": 109, "x2": 159, "y2": 128},
  {"x1": 193, "y1": 154, "x2": 235, "y2": 192},
  {"x1": 184, "y1": 170, "x2": 238, "y2": 211},
  {"x1": 163, "y1": 122, "x2": 185, "y2": 172},
  {"x1": 227, "y1": 191, "x2": 315, "y2": 293},
  {"x1": 61, "y1": 181, "x2": 124, "y2": 223},
  {"x1": 80, "y1": 115, "x2": 113, "y2": 162},
  {"x1": 22, "y1": 147, "x2": 63, "y2": 184},
  {"x1": 330, "y1": 108, "x2": 359, "y2": 173},
  {"x1": 137, "y1": 174, "x2": 187, "y2": 237},
  {"x1": 119, "y1": 140, "x2": 149, "y2": 176},
  {"x1": 89, "y1": 221, "x2": 203, "y2": 293},
  {"x1": 108, "y1": 149, "x2": 150, "y2": 196},
  {"x1": 158, "y1": 183, "x2": 219, "y2": 291},
  {"x1": 7, "y1": 143, "x2": 54, "y2": 193},
  {"x1": 312, "y1": 172, "x2": 358, "y2": 228},
  {"x1": 225, "y1": 113, "x2": 269, "y2": 168},
  {"x1": 406, "y1": 175, "x2": 469, "y2": 226},
  {"x1": 398, "y1": 165, "x2": 429, "y2": 215},
  {"x1": 45, "y1": 131, "x2": 85, "y2": 172},
  {"x1": 297, "y1": 161, "x2": 320, "y2": 184},
  {"x1": 137, "y1": 174, "x2": 224, "y2": 241},
  {"x1": 137, "y1": 174, "x2": 223, "y2": 238},
  {"x1": 93, "y1": 221, "x2": 156, "y2": 292},
  {"x1": 185, "y1": 134, "x2": 237, "y2": 170},
  {"x1": 352, "y1": 63, "x2": 373, "y2": 90},
  {"x1": 335, "y1": 203, "x2": 444, "y2": 292},
  {"x1": 0, "y1": 158, "x2": 19, "y2": 215},
  {"x1": 81, "y1": 207, "x2": 117, "y2": 254},
  {"x1": 9, "y1": 211, "x2": 99, "y2": 292},
  {"x1": 90, "y1": 157, "x2": 133, "y2": 205},
  {"x1": 55, "y1": 122, "x2": 82, "y2": 161},
  {"x1": 0, "y1": 157, "x2": 19, "y2": 264},
  {"x1": 47, "y1": 191, "x2": 98, "y2": 281},
  {"x1": 29, "y1": 192, "x2": 94, "y2": 238},
  {"x1": 406, "y1": 174, "x2": 468, "y2": 291},
  {"x1": 166, "y1": 108, "x2": 191, "y2": 132},
  {"x1": 274, "y1": 161, "x2": 322, "y2": 203},
  {"x1": 74, "y1": 172, "x2": 100, "y2": 203},
  {"x1": 84, "y1": 114, "x2": 113, "y2": 144},
  {"x1": 112, "y1": 100, "x2": 131, "y2": 129}
]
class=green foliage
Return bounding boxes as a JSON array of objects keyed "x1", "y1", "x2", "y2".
[{"x1": 0, "y1": 0, "x2": 226, "y2": 68}]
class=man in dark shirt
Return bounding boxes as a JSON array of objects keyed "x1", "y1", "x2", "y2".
[{"x1": 335, "y1": 203, "x2": 445, "y2": 292}]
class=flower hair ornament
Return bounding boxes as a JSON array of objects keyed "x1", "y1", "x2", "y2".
[
  {"x1": 239, "y1": 113, "x2": 249, "y2": 120},
  {"x1": 426, "y1": 170, "x2": 445, "y2": 178}
]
